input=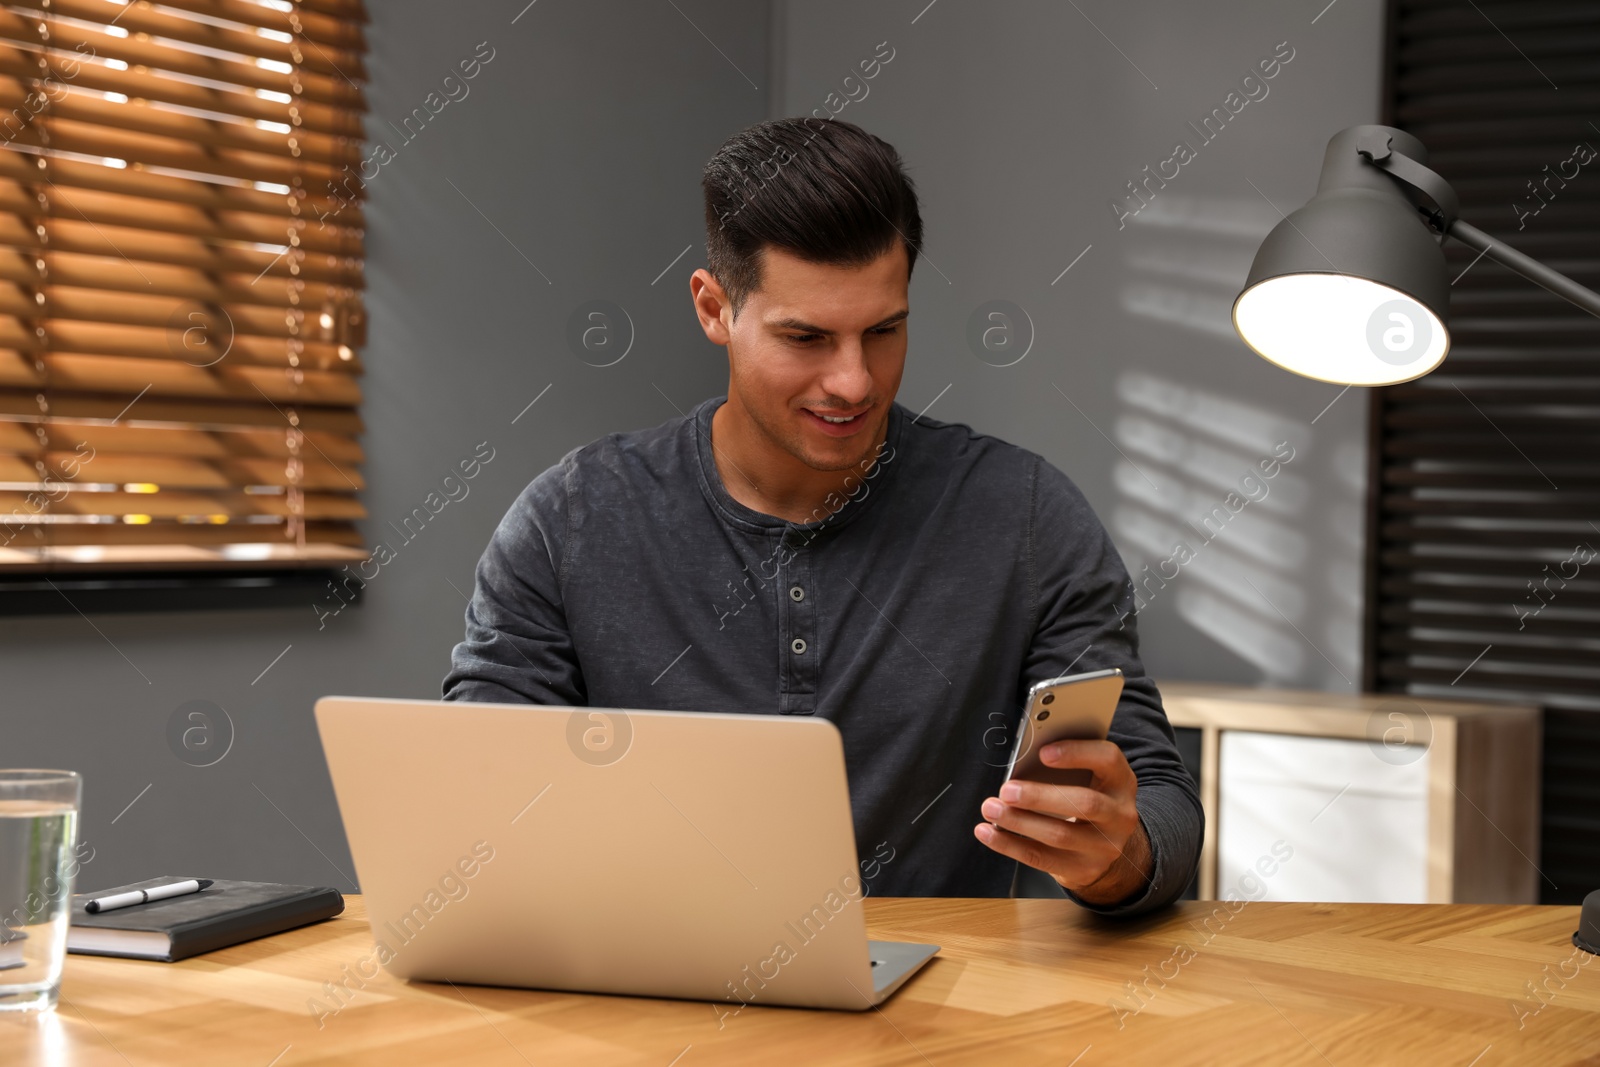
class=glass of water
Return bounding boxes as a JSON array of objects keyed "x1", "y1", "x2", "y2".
[{"x1": 0, "y1": 770, "x2": 81, "y2": 1012}]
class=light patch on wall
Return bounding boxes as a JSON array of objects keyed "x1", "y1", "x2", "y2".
[
  {"x1": 1118, "y1": 194, "x2": 1277, "y2": 340},
  {"x1": 1108, "y1": 369, "x2": 1322, "y2": 685}
]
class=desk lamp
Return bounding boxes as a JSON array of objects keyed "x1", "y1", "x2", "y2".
[{"x1": 1232, "y1": 124, "x2": 1600, "y2": 386}]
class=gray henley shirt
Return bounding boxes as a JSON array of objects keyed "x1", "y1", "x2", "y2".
[{"x1": 443, "y1": 394, "x2": 1202, "y2": 915}]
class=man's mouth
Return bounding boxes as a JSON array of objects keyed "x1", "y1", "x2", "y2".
[{"x1": 801, "y1": 406, "x2": 872, "y2": 435}]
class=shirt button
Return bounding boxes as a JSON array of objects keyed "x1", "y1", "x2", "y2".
[
  {"x1": 791, "y1": 637, "x2": 807, "y2": 655},
  {"x1": 789, "y1": 585, "x2": 805, "y2": 602}
]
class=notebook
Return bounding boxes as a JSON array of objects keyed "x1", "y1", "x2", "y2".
[{"x1": 67, "y1": 877, "x2": 345, "y2": 962}]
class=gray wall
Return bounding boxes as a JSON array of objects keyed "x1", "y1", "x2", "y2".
[{"x1": 4, "y1": 0, "x2": 1382, "y2": 891}]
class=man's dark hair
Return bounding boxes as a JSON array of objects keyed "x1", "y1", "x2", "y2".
[{"x1": 702, "y1": 117, "x2": 922, "y2": 319}]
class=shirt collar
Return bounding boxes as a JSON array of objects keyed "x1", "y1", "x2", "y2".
[{"x1": 690, "y1": 395, "x2": 904, "y2": 538}]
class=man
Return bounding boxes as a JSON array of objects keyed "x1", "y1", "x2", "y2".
[{"x1": 445, "y1": 117, "x2": 1202, "y2": 915}]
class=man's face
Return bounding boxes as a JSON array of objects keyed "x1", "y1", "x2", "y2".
[{"x1": 702, "y1": 243, "x2": 909, "y2": 473}]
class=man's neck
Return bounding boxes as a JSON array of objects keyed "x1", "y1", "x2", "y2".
[{"x1": 709, "y1": 395, "x2": 888, "y2": 525}]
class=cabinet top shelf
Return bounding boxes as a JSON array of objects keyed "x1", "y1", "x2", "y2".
[{"x1": 1156, "y1": 681, "x2": 1540, "y2": 726}]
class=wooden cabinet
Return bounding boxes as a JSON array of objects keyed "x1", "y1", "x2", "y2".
[{"x1": 1160, "y1": 683, "x2": 1542, "y2": 904}]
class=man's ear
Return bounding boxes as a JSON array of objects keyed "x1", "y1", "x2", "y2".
[{"x1": 690, "y1": 269, "x2": 733, "y2": 346}]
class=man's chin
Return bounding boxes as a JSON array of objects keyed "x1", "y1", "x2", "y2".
[
  {"x1": 789, "y1": 424, "x2": 884, "y2": 473},
  {"x1": 794, "y1": 450, "x2": 868, "y2": 473}
]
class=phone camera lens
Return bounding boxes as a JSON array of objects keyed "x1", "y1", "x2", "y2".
[
  {"x1": 1036, "y1": 709, "x2": 1050, "y2": 721},
  {"x1": 1041, "y1": 693, "x2": 1055, "y2": 705}
]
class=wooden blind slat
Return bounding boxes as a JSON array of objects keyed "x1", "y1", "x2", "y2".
[
  {"x1": 0, "y1": 520, "x2": 366, "y2": 550},
  {"x1": 0, "y1": 79, "x2": 364, "y2": 169},
  {"x1": 0, "y1": 287, "x2": 365, "y2": 358},
  {"x1": 1380, "y1": 578, "x2": 1600, "y2": 608},
  {"x1": 0, "y1": 321, "x2": 360, "y2": 374},
  {"x1": 1400, "y1": 0, "x2": 1600, "y2": 34},
  {"x1": 0, "y1": 419, "x2": 362, "y2": 463},
  {"x1": 1396, "y1": 89, "x2": 1600, "y2": 124},
  {"x1": 1381, "y1": 636, "x2": 1600, "y2": 665},
  {"x1": 0, "y1": 390, "x2": 362, "y2": 434},
  {"x1": 1377, "y1": 663, "x2": 1600, "y2": 700},
  {"x1": 0, "y1": 46, "x2": 364, "y2": 138},
  {"x1": 0, "y1": 450, "x2": 362, "y2": 491},
  {"x1": 4, "y1": 116, "x2": 349, "y2": 186},
  {"x1": 1383, "y1": 469, "x2": 1600, "y2": 490},
  {"x1": 0, "y1": 181, "x2": 361, "y2": 256},
  {"x1": 147, "y1": 0, "x2": 367, "y2": 49},
  {"x1": 0, "y1": 148, "x2": 362, "y2": 227},
  {"x1": 3, "y1": 352, "x2": 362, "y2": 404},
  {"x1": 1382, "y1": 437, "x2": 1600, "y2": 459},
  {"x1": 5, "y1": 0, "x2": 367, "y2": 80},
  {"x1": 0, "y1": 214, "x2": 363, "y2": 286},
  {"x1": 0, "y1": 12, "x2": 362, "y2": 109},
  {"x1": 1379, "y1": 523, "x2": 1596, "y2": 549},
  {"x1": 0, "y1": 518, "x2": 363, "y2": 559},
  {"x1": 0, "y1": 487, "x2": 362, "y2": 519},
  {"x1": 0, "y1": 250, "x2": 360, "y2": 311},
  {"x1": 1380, "y1": 550, "x2": 1600, "y2": 576}
]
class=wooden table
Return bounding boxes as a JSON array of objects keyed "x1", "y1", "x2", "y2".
[{"x1": 7, "y1": 896, "x2": 1598, "y2": 1065}]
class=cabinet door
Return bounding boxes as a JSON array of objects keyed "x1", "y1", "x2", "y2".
[{"x1": 1219, "y1": 730, "x2": 1430, "y2": 903}]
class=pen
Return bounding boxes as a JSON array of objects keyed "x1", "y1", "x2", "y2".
[{"x1": 85, "y1": 879, "x2": 214, "y2": 914}]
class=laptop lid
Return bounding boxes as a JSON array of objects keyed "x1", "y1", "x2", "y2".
[{"x1": 315, "y1": 696, "x2": 887, "y2": 1010}]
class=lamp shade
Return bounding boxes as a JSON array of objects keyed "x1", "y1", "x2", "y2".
[{"x1": 1233, "y1": 127, "x2": 1451, "y2": 386}]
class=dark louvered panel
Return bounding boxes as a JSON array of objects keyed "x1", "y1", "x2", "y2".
[
  {"x1": 1374, "y1": 0, "x2": 1600, "y2": 902},
  {"x1": 1542, "y1": 710, "x2": 1600, "y2": 904}
]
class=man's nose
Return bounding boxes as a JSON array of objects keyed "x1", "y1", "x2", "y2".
[{"x1": 818, "y1": 341, "x2": 873, "y2": 403}]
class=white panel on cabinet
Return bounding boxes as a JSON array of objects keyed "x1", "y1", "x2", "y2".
[{"x1": 1218, "y1": 730, "x2": 1430, "y2": 903}]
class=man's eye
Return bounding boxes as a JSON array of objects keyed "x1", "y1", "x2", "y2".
[{"x1": 785, "y1": 326, "x2": 897, "y2": 344}]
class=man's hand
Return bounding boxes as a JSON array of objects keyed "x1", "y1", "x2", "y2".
[{"x1": 974, "y1": 739, "x2": 1153, "y2": 906}]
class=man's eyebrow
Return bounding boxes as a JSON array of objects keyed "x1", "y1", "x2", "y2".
[{"x1": 768, "y1": 309, "x2": 910, "y2": 334}]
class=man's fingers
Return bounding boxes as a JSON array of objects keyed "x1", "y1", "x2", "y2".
[
  {"x1": 996, "y1": 781, "x2": 1112, "y2": 822},
  {"x1": 1039, "y1": 739, "x2": 1126, "y2": 780},
  {"x1": 973, "y1": 822, "x2": 1100, "y2": 885},
  {"x1": 981, "y1": 800, "x2": 1101, "y2": 852}
]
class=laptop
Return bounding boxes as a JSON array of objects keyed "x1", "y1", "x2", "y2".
[{"x1": 314, "y1": 696, "x2": 940, "y2": 1012}]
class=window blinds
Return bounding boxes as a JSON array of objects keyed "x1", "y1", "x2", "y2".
[
  {"x1": 1371, "y1": 0, "x2": 1600, "y2": 710},
  {"x1": 0, "y1": 0, "x2": 367, "y2": 571}
]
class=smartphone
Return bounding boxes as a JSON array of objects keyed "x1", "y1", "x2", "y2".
[{"x1": 1003, "y1": 668, "x2": 1124, "y2": 788}]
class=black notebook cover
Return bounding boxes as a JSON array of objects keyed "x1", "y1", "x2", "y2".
[{"x1": 67, "y1": 877, "x2": 344, "y2": 962}]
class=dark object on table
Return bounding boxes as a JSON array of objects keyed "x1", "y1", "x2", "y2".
[
  {"x1": 1575, "y1": 889, "x2": 1600, "y2": 956},
  {"x1": 68, "y1": 877, "x2": 344, "y2": 962}
]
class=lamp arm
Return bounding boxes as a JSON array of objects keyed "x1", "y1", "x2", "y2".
[
  {"x1": 1353, "y1": 131, "x2": 1600, "y2": 321},
  {"x1": 1443, "y1": 218, "x2": 1600, "y2": 320},
  {"x1": 1354, "y1": 130, "x2": 1460, "y2": 228}
]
